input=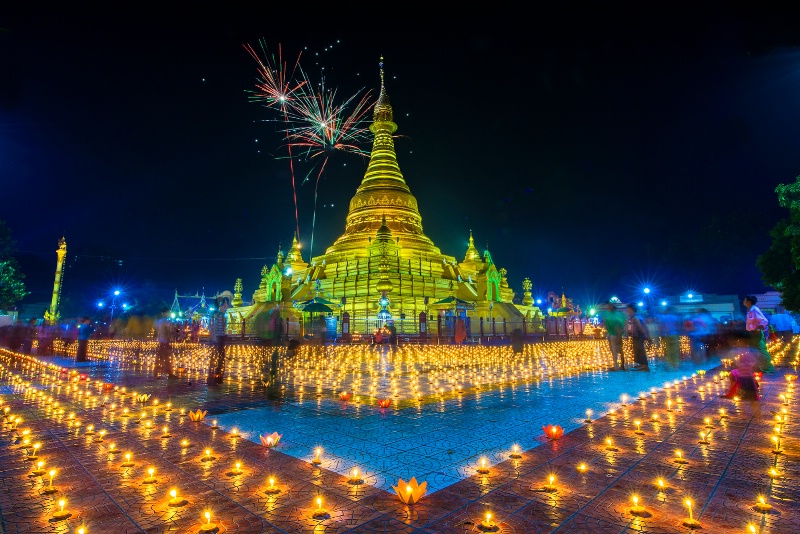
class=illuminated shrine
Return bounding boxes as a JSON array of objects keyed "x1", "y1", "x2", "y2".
[{"x1": 231, "y1": 64, "x2": 542, "y2": 336}]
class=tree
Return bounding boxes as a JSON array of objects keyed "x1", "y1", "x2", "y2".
[
  {"x1": 0, "y1": 220, "x2": 27, "y2": 312},
  {"x1": 757, "y1": 176, "x2": 800, "y2": 311}
]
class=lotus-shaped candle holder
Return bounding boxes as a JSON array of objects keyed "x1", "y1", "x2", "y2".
[
  {"x1": 543, "y1": 424, "x2": 564, "y2": 440},
  {"x1": 786, "y1": 374, "x2": 798, "y2": 382},
  {"x1": 136, "y1": 394, "x2": 151, "y2": 404},
  {"x1": 339, "y1": 391, "x2": 352, "y2": 401},
  {"x1": 260, "y1": 432, "x2": 282, "y2": 448},
  {"x1": 188, "y1": 409, "x2": 207, "y2": 422},
  {"x1": 377, "y1": 399, "x2": 392, "y2": 408},
  {"x1": 392, "y1": 477, "x2": 427, "y2": 505}
]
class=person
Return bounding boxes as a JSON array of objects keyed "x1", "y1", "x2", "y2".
[
  {"x1": 154, "y1": 308, "x2": 177, "y2": 379},
  {"x1": 510, "y1": 327, "x2": 524, "y2": 354},
  {"x1": 75, "y1": 317, "x2": 93, "y2": 362},
  {"x1": 769, "y1": 308, "x2": 794, "y2": 344},
  {"x1": 599, "y1": 302, "x2": 626, "y2": 370},
  {"x1": 625, "y1": 303, "x2": 650, "y2": 371},
  {"x1": 454, "y1": 317, "x2": 466, "y2": 344},
  {"x1": 207, "y1": 299, "x2": 228, "y2": 385},
  {"x1": 743, "y1": 295, "x2": 775, "y2": 373},
  {"x1": 659, "y1": 307, "x2": 682, "y2": 369},
  {"x1": 720, "y1": 331, "x2": 761, "y2": 400},
  {"x1": 645, "y1": 316, "x2": 660, "y2": 347}
]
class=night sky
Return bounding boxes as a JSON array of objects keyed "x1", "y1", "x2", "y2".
[{"x1": 3, "y1": 3, "x2": 800, "y2": 312}]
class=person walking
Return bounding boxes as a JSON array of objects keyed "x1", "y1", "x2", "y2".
[
  {"x1": 625, "y1": 304, "x2": 650, "y2": 371},
  {"x1": 207, "y1": 299, "x2": 229, "y2": 385},
  {"x1": 154, "y1": 308, "x2": 177, "y2": 379},
  {"x1": 769, "y1": 308, "x2": 795, "y2": 344},
  {"x1": 75, "y1": 317, "x2": 93, "y2": 362},
  {"x1": 659, "y1": 307, "x2": 681, "y2": 369},
  {"x1": 599, "y1": 302, "x2": 626, "y2": 370},
  {"x1": 743, "y1": 295, "x2": 775, "y2": 373}
]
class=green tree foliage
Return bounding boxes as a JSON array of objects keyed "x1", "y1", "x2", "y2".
[
  {"x1": 758, "y1": 176, "x2": 800, "y2": 311},
  {"x1": 0, "y1": 220, "x2": 27, "y2": 312}
]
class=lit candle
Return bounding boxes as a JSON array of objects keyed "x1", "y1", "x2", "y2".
[
  {"x1": 634, "y1": 420, "x2": 643, "y2": 434},
  {"x1": 312, "y1": 447, "x2": 322, "y2": 465}
]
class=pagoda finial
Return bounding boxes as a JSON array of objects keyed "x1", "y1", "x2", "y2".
[{"x1": 464, "y1": 230, "x2": 480, "y2": 262}]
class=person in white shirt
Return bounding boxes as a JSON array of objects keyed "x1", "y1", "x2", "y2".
[{"x1": 743, "y1": 295, "x2": 774, "y2": 373}]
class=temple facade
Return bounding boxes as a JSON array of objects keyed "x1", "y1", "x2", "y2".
[{"x1": 229, "y1": 64, "x2": 542, "y2": 337}]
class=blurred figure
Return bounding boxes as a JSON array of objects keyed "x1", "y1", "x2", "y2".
[
  {"x1": 659, "y1": 306, "x2": 681, "y2": 369},
  {"x1": 599, "y1": 302, "x2": 626, "y2": 370},
  {"x1": 769, "y1": 308, "x2": 794, "y2": 344},
  {"x1": 743, "y1": 295, "x2": 774, "y2": 373},
  {"x1": 154, "y1": 307, "x2": 176, "y2": 380},
  {"x1": 75, "y1": 317, "x2": 93, "y2": 362},
  {"x1": 720, "y1": 330, "x2": 760, "y2": 400},
  {"x1": 645, "y1": 316, "x2": 660, "y2": 347},
  {"x1": 207, "y1": 299, "x2": 229, "y2": 385},
  {"x1": 625, "y1": 304, "x2": 650, "y2": 371}
]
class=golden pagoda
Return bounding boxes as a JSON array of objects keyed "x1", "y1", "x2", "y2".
[{"x1": 231, "y1": 60, "x2": 541, "y2": 336}]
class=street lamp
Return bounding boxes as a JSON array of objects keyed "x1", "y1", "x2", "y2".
[{"x1": 110, "y1": 290, "x2": 122, "y2": 323}]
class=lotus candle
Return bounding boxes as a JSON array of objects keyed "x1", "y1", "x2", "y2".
[
  {"x1": 85, "y1": 424, "x2": 94, "y2": 435},
  {"x1": 719, "y1": 408, "x2": 728, "y2": 419},
  {"x1": 656, "y1": 478, "x2": 666, "y2": 490},
  {"x1": 539, "y1": 474, "x2": 557, "y2": 493},
  {"x1": 699, "y1": 431, "x2": 711, "y2": 444},
  {"x1": 704, "y1": 417, "x2": 713, "y2": 428},
  {"x1": 754, "y1": 495, "x2": 772, "y2": 512},
  {"x1": 621, "y1": 394, "x2": 628, "y2": 406},
  {"x1": 510, "y1": 444, "x2": 521, "y2": 459},
  {"x1": 94, "y1": 430, "x2": 106, "y2": 442},
  {"x1": 674, "y1": 450, "x2": 688, "y2": 464},
  {"x1": 584, "y1": 409, "x2": 593, "y2": 423},
  {"x1": 199, "y1": 510, "x2": 217, "y2": 532},
  {"x1": 52, "y1": 498, "x2": 70, "y2": 520},
  {"x1": 768, "y1": 468, "x2": 780, "y2": 479},
  {"x1": 121, "y1": 453, "x2": 134, "y2": 467},
  {"x1": 683, "y1": 499, "x2": 700, "y2": 528},
  {"x1": 630, "y1": 494, "x2": 647, "y2": 516},
  {"x1": 577, "y1": 463, "x2": 587, "y2": 472},
  {"x1": 108, "y1": 443, "x2": 119, "y2": 454},
  {"x1": 27, "y1": 442, "x2": 41, "y2": 459},
  {"x1": 667, "y1": 400, "x2": 673, "y2": 412},
  {"x1": 210, "y1": 419, "x2": 219, "y2": 429},
  {"x1": 168, "y1": 488, "x2": 187, "y2": 507},
  {"x1": 634, "y1": 420, "x2": 643, "y2": 435},
  {"x1": 393, "y1": 477, "x2": 426, "y2": 504},
  {"x1": 312, "y1": 447, "x2": 322, "y2": 465},
  {"x1": 477, "y1": 457, "x2": 490, "y2": 474},
  {"x1": 202, "y1": 449, "x2": 215, "y2": 462},
  {"x1": 264, "y1": 477, "x2": 281, "y2": 494},
  {"x1": 605, "y1": 437, "x2": 617, "y2": 451},
  {"x1": 161, "y1": 426, "x2": 170, "y2": 438}
]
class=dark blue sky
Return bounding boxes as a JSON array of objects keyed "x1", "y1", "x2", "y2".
[{"x1": 3, "y1": 2, "x2": 800, "y2": 311}]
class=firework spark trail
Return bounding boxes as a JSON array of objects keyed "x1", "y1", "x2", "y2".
[
  {"x1": 247, "y1": 41, "x2": 374, "y2": 258},
  {"x1": 245, "y1": 41, "x2": 307, "y2": 241}
]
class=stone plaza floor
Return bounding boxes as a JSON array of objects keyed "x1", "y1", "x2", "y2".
[{"x1": 0, "y1": 339, "x2": 798, "y2": 533}]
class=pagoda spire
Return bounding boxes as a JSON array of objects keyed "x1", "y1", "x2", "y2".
[
  {"x1": 463, "y1": 230, "x2": 481, "y2": 262},
  {"x1": 326, "y1": 57, "x2": 439, "y2": 256},
  {"x1": 286, "y1": 233, "x2": 304, "y2": 263}
]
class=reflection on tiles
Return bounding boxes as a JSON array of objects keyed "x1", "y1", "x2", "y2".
[{"x1": 216, "y1": 358, "x2": 719, "y2": 492}]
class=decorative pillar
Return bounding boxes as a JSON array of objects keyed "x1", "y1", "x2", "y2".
[{"x1": 46, "y1": 237, "x2": 67, "y2": 324}]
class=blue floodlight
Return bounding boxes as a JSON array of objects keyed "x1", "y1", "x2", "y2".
[
  {"x1": 97, "y1": 301, "x2": 104, "y2": 308},
  {"x1": 643, "y1": 287, "x2": 651, "y2": 294},
  {"x1": 661, "y1": 301, "x2": 667, "y2": 306},
  {"x1": 547, "y1": 307, "x2": 552, "y2": 313},
  {"x1": 536, "y1": 299, "x2": 542, "y2": 304},
  {"x1": 170, "y1": 313, "x2": 176, "y2": 319},
  {"x1": 285, "y1": 267, "x2": 293, "y2": 275},
  {"x1": 122, "y1": 303, "x2": 128, "y2": 310},
  {"x1": 637, "y1": 302, "x2": 644, "y2": 307},
  {"x1": 687, "y1": 293, "x2": 694, "y2": 299},
  {"x1": 589, "y1": 308, "x2": 596, "y2": 316},
  {"x1": 113, "y1": 290, "x2": 120, "y2": 296}
]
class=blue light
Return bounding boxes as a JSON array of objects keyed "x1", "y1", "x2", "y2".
[
  {"x1": 113, "y1": 290, "x2": 120, "y2": 296},
  {"x1": 589, "y1": 308, "x2": 596, "y2": 316},
  {"x1": 637, "y1": 302, "x2": 644, "y2": 307},
  {"x1": 688, "y1": 293, "x2": 693, "y2": 299},
  {"x1": 122, "y1": 303, "x2": 128, "y2": 309},
  {"x1": 643, "y1": 287, "x2": 651, "y2": 294},
  {"x1": 285, "y1": 267, "x2": 293, "y2": 275},
  {"x1": 547, "y1": 307, "x2": 552, "y2": 313},
  {"x1": 536, "y1": 299, "x2": 542, "y2": 304},
  {"x1": 97, "y1": 301, "x2": 104, "y2": 308},
  {"x1": 661, "y1": 301, "x2": 667, "y2": 306}
]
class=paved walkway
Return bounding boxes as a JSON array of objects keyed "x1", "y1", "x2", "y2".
[{"x1": 0, "y1": 341, "x2": 797, "y2": 533}]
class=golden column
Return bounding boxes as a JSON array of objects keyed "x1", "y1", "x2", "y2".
[{"x1": 46, "y1": 237, "x2": 67, "y2": 323}]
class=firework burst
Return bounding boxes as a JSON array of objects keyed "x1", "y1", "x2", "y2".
[{"x1": 246, "y1": 41, "x2": 374, "y2": 257}]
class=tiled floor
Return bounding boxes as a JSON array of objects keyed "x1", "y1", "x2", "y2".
[{"x1": 0, "y1": 338, "x2": 797, "y2": 533}]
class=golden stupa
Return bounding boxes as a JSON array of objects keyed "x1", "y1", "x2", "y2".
[{"x1": 230, "y1": 61, "x2": 541, "y2": 337}]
